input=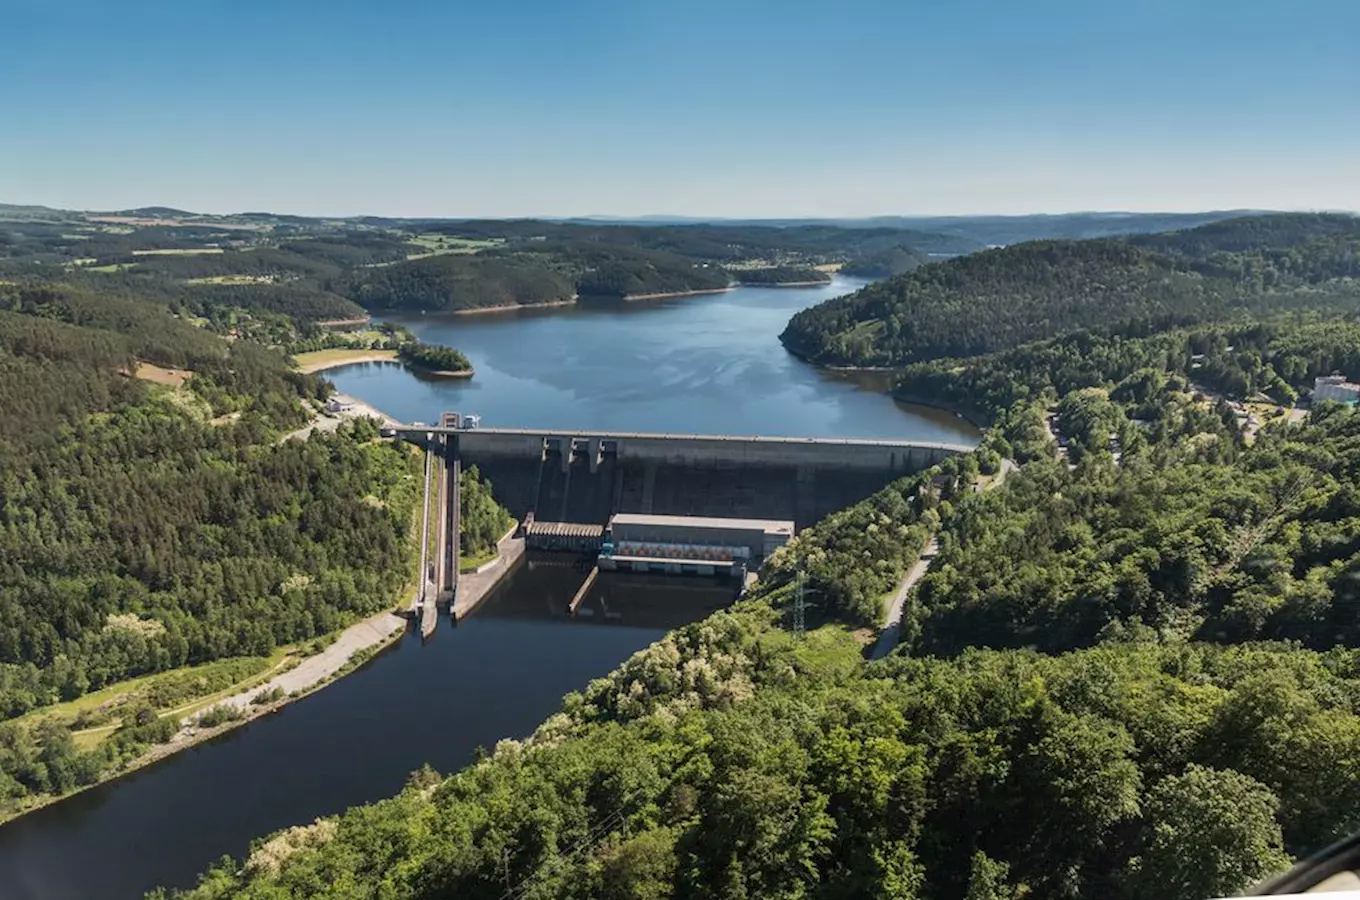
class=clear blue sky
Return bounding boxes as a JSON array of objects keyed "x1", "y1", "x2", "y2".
[{"x1": 3, "y1": 0, "x2": 1356, "y2": 217}]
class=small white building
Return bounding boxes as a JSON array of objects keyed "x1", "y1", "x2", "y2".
[
  {"x1": 1314, "y1": 375, "x2": 1360, "y2": 406},
  {"x1": 325, "y1": 398, "x2": 356, "y2": 414}
]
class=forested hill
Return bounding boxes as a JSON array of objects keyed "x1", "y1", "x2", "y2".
[
  {"x1": 781, "y1": 213, "x2": 1360, "y2": 366},
  {"x1": 0, "y1": 282, "x2": 421, "y2": 816},
  {"x1": 731, "y1": 265, "x2": 831, "y2": 286}
]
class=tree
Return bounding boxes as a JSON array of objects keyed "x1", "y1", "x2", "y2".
[
  {"x1": 598, "y1": 828, "x2": 678, "y2": 900},
  {"x1": 1130, "y1": 765, "x2": 1291, "y2": 900},
  {"x1": 964, "y1": 851, "x2": 1019, "y2": 900}
]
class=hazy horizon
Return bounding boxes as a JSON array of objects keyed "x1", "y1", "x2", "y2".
[
  {"x1": 10, "y1": 200, "x2": 1357, "y2": 223},
  {"x1": 5, "y1": 0, "x2": 1357, "y2": 218}
]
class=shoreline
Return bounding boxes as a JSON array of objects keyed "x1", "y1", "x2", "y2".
[
  {"x1": 295, "y1": 350, "x2": 400, "y2": 374},
  {"x1": 408, "y1": 366, "x2": 474, "y2": 378},
  {"x1": 889, "y1": 392, "x2": 991, "y2": 429},
  {"x1": 0, "y1": 609, "x2": 410, "y2": 827},
  {"x1": 822, "y1": 363, "x2": 902, "y2": 373},
  {"x1": 779, "y1": 342, "x2": 989, "y2": 430},
  {"x1": 621, "y1": 286, "x2": 734, "y2": 301},
  {"x1": 450, "y1": 298, "x2": 577, "y2": 316},
  {"x1": 733, "y1": 279, "x2": 832, "y2": 288}
]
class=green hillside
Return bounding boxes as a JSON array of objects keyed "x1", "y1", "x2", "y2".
[{"x1": 781, "y1": 214, "x2": 1360, "y2": 366}]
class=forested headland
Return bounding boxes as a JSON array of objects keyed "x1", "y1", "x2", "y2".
[
  {"x1": 837, "y1": 244, "x2": 930, "y2": 278},
  {"x1": 165, "y1": 214, "x2": 1360, "y2": 900},
  {"x1": 0, "y1": 281, "x2": 422, "y2": 818},
  {"x1": 731, "y1": 266, "x2": 832, "y2": 286},
  {"x1": 396, "y1": 340, "x2": 472, "y2": 375}
]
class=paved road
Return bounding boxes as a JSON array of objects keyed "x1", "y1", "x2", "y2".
[{"x1": 870, "y1": 535, "x2": 938, "y2": 661}]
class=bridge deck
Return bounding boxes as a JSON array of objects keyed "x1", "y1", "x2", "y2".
[{"x1": 389, "y1": 425, "x2": 973, "y2": 454}]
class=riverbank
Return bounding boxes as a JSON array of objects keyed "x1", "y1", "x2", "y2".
[
  {"x1": 734, "y1": 279, "x2": 832, "y2": 288},
  {"x1": 0, "y1": 610, "x2": 410, "y2": 827},
  {"x1": 889, "y1": 391, "x2": 991, "y2": 429},
  {"x1": 622, "y1": 286, "x2": 734, "y2": 301},
  {"x1": 294, "y1": 348, "x2": 399, "y2": 373},
  {"x1": 451, "y1": 298, "x2": 577, "y2": 316},
  {"x1": 407, "y1": 366, "x2": 473, "y2": 378}
]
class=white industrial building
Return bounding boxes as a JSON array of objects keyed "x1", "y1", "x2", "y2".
[
  {"x1": 1314, "y1": 375, "x2": 1360, "y2": 406},
  {"x1": 599, "y1": 513, "x2": 794, "y2": 577}
]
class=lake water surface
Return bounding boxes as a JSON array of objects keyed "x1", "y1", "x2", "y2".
[{"x1": 0, "y1": 278, "x2": 978, "y2": 899}]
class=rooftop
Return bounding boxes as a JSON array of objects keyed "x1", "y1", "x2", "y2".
[{"x1": 609, "y1": 513, "x2": 795, "y2": 535}]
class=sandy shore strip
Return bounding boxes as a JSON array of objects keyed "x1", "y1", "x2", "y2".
[
  {"x1": 622, "y1": 287, "x2": 733, "y2": 301},
  {"x1": 294, "y1": 349, "x2": 400, "y2": 374},
  {"x1": 450, "y1": 298, "x2": 578, "y2": 316}
]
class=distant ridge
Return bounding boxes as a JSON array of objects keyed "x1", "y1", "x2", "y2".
[{"x1": 110, "y1": 206, "x2": 197, "y2": 218}]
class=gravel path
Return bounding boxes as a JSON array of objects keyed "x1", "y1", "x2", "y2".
[{"x1": 215, "y1": 610, "x2": 407, "y2": 714}]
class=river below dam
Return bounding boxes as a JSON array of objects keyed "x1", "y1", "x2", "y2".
[{"x1": 0, "y1": 277, "x2": 979, "y2": 899}]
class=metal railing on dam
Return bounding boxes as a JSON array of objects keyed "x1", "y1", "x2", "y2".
[{"x1": 389, "y1": 423, "x2": 972, "y2": 530}]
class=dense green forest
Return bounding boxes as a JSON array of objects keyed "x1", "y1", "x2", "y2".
[
  {"x1": 892, "y1": 316, "x2": 1360, "y2": 424},
  {"x1": 838, "y1": 244, "x2": 930, "y2": 278},
  {"x1": 396, "y1": 341, "x2": 472, "y2": 374},
  {"x1": 459, "y1": 466, "x2": 514, "y2": 560},
  {"x1": 782, "y1": 214, "x2": 1360, "y2": 366},
  {"x1": 345, "y1": 254, "x2": 576, "y2": 312},
  {"x1": 0, "y1": 282, "x2": 421, "y2": 814},
  {"x1": 408, "y1": 220, "x2": 981, "y2": 261},
  {"x1": 345, "y1": 242, "x2": 736, "y2": 310},
  {"x1": 165, "y1": 300, "x2": 1360, "y2": 900},
  {"x1": 561, "y1": 243, "x2": 732, "y2": 299},
  {"x1": 168, "y1": 612, "x2": 1356, "y2": 900},
  {"x1": 732, "y1": 266, "x2": 831, "y2": 286}
]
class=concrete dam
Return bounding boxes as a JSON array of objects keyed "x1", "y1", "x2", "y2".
[{"x1": 404, "y1": 424, "x2": 971, "y2": 530}]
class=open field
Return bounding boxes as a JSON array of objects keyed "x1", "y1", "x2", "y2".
[
  {"x1": 131, "y1": 247, "x2": 225, "y2": 256},
  {"x1": 184, "y1": 274, "x2": 275, "y2": 285},
  {"x1": 399, "y1": 233, "x2": 504, "y2": 262},
  {"x1": 293, "y1": 348, "x2": 399, "y2": 373},
  {"x1": 133, "y1": 361, "x2": 192, "y2": 386},
  {"x1": 15, "y1": 649, "x2": 288, "y2": 734}
]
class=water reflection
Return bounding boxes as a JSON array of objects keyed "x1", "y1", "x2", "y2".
[{"x1": 473, "y1": 553, "x2": 737, "y2": 630}]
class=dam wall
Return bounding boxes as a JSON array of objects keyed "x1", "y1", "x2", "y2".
[{"x1": 444, "y1": 429, "x2": 970, "y2": 530}]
